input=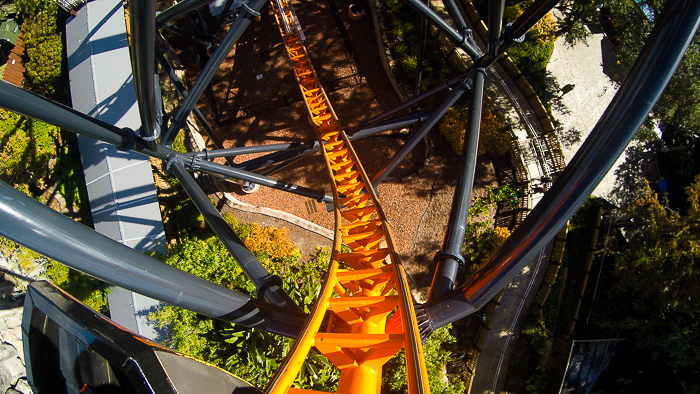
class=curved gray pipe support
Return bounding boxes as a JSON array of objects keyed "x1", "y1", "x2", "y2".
[
  {"x1": 424, "y1": 0, "x2": 700, "y2": 331},
  {"x1": 0, "y1": 181, "x2": 306, "y2": 338}
]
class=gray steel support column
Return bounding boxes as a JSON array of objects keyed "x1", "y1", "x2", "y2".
[
  {"x1": 441, "y1": 0, "x2": 469, "y2": 36},
  {"x1": 351, "y1": 110, "x2": 431, "y2": 138},
  {"x1": 156, "y1": 0, "x2": 212, "y2": 26},
  {"x1": 401, "y1": 0, "x2": 480, "y2": 58},
  {"x1": 170, "y1": 161, "x2": 301, "y2": 311},
  {"x1": 0, "y1": 180, "x2": 306, "y2": 338},
  {"x1": 129, "y1": 0, "x2": 159, "y2": 150},
  {"x1": 350, "y1": 69, "x2": 473, "y2": 134},
  {"x1": 488, "y1": 0, "x2": 505, "y2": 56},
  {"x1": 191, "y1": 142, "x2": 319, "y2": 159},
  {"x1": 372, "y1": 77, "x2": 471, "y2": 187},
  {"x1": 428, "y1": 69, "x2": 486, "y2": 302},
  {"x1": 194, "y1": 159, "x2": 334, "y2": 203},
  {"x1": 162, "y1": 0, "x2": 268, "y2": 144},
  {"x1": 423, "y1": 0, "x2": 700, "y2": 331},
  {"x1": 235, "y1": 111, "x2": 430, "y2": 172}
]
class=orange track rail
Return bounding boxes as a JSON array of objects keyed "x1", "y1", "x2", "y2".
[{"x1": 264, "y1": 2, "x2": 431, "y2": 394}]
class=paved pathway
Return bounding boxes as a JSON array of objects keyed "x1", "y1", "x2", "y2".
[{"x1": 546, "y1": 29, "x2": 620, "y2": 197}]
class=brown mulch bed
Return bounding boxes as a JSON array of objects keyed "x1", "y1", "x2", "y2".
[{"x1": 168, "y1": 0, "x2": 499, "y2": 291}]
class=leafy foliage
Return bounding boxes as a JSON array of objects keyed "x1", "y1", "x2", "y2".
[
  {"x1": 565, "y1": 176, "x2": 700, "y2": 389},
  {"x1": 45, "y1": 261, "x2": 110, "y2": 314},
  {"x1": 383, "y1": 325, "x2": 465, "y2": 394},
  {"x1": 385, "y1": 0, "x2": 459, "y2": 95},
  {"x1": 0, "y1": 109, "x2": 59, "y2": 195},
  {"x1": 242, "y1": 223, "x2": 301, "y2": 266},
  {"x1": 439, "y1": 107, "x2": 511, "y2": 156},
  {"x1": 148, "y1": 223, "x2": 339, "y2": 390},
  {"x1": 468, "y1": 184, "x2": 520, "y2": 217},
  {"x1": 19, "y1": 0, "x2": 65, "y2": 98},
  {"x1": 461, "y1": 185, "x2": 519, "y2": 277}
]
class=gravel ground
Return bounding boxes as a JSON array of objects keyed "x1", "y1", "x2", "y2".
[{"x1": 172, "y1": 0, "x2": 498, "y2": 290}]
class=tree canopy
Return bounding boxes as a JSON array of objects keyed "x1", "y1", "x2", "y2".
[
  {"x1": 589, "y1": 175, "x2": 700, "y2": 390},
  {"x1": 555, "y1": 0, "x2": 700, "y2": 208}
]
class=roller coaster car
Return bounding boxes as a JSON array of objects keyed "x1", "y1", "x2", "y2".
[{"x1": 22, "y1": 281, "x2": 261, "y2": 394}]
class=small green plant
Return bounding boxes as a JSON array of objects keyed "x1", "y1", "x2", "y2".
[
  {"x1": 383, "y1": 325, "x2": 465, "y2": 394},
  {"x1": 171, "y1": 130, "x2": 188, "y2": 153}
]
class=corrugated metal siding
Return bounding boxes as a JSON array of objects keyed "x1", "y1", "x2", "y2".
[{"x1": 65, "y1": 0, "x2": 165, "y2": 340}]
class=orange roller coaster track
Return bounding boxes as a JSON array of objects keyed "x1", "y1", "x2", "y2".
[{"x1": 264, "y1": 1, "x2": 430, "y2": 393}]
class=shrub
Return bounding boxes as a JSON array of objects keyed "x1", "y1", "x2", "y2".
[
  {"x1": 45, "y1": 261, "x2": 110, "y2": 314},
  {"x1": 0, "y1": 109, "x2": 59, "y2": 195},
  {"x1": 19, "y1": 0, "x2": 64, "y2": 98},
  {"x1": 149, "y1": 235, "x2": 338, "y2": 389},
  {"x1": 383, "y1": 325, "x2": 465, "y2": 394},
  {"x1": 439, "y1": 107, "x2": 511, "y2": 156},
  {"x1": 464, "y1": 225, "x2": 512, "y2": 273},
  {"x1": 243, "y1": 223, "x2": 301, "y2": 266}
]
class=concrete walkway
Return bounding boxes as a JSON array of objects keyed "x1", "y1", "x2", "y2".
[{"x1": 546, "y1": 28, "x2": 620, "y2": 197}]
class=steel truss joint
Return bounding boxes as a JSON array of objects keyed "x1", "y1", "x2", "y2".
[{"x1": 433, "y1": 250, "x2": 466, "y2": 270}]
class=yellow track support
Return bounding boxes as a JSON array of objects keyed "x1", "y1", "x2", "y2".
[{"x1": 265, "y1": 2, "x2": 431, "y2": 394}]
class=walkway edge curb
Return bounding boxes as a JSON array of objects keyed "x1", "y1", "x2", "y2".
[{"x1": 218, "y1": 192, "x2": 335, "y2": 240}]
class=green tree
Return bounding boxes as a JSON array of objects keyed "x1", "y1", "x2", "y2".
[{"x1": 591, "y1": 176, "x2": 700, "y2": 388}]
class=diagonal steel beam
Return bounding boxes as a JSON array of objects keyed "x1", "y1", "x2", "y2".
[
  {"x1": 161, "y1": 0, "x2": 269, "y2": 145},
  {"x1": 170, "y1": 161, "x2": 300, "y2": 310},
  {"x1": 156, "y1": 0, "x2": 212, "y2": 26},
  {"x1": 428, "y1": 68, "x2": 486, "y2": 301},
  {"x1": 488, "y1": 0, "x2": 505, "y2": 56},
  {"x1": 371, "y1": 74, "x2": 473, "y2": 187},
  {"x1": 401, "y1": 0, "x2": 480, "y2": 58}
]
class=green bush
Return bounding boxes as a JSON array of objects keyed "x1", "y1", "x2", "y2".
[
  {"x1": 45, "y1": 261, "x2": 110, "y2": 314},
  {"x1": 0, "y1": 109, "x2": 59, "y2": 195},
  {"x1": 149, "y1": 228, "x2": 338, "y2": 389},
  {"x1": 19, "y1": 0, "x2": 65, "y2": 98},
  {"x1": 383, "y1": 325, "x2": 465, "y2": 394},
  {"x1": 439, "y1": 106, "x2": 512, "y2": 156}
]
